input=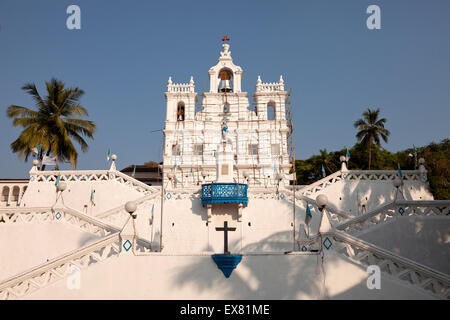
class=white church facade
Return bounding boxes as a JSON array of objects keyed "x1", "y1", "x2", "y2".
[
  {"x1": 162, "y1": 39, "x2": 291, "y2": 189},
  {"x1": 0, "y1": 39, "x2": 449, "y2": 300}
]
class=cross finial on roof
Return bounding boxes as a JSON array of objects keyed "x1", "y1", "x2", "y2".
[{"x1": 222, "y1": 34, "x2": 230, "y2": 44}]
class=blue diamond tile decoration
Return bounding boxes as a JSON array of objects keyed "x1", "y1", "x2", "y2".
[
  {"x1": 342, "y1": 173, "x2": 347, "y2": 179},
  {"x1": 301, "y1": 245, "x2": 308, "y2": 252},
  {"x1": 123, "y1": 239, "x2": 132, "y2": 252},
  {"x1": 398, "y1": 207, "x2": 405, "y2": 215},
  {"x1": 323, "y1": 237, "x2": 332, "y2": 250},
  {"x1": 280, "y1": 193, "x2": 285, "y2": 200},
  {"x1": 55, "y1": 212, "x2": 61, "y2": 220},
  {"x1": 166, "y1": 193, "x2": 172, "y2": 200},
  {"x1": 212, "y1": 254, "x2": 242, "y2": 278}
]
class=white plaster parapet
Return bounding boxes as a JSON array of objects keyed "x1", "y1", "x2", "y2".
[
  {"x1": 255, "y1": 75, "x2": 285, "y2": 93},
  {"x1": 167, "y1": 76, "x2": 195, "y2": 93}
]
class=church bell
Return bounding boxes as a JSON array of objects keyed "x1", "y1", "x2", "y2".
[{"x1": 219, "y1": 70, "x2": 232, "y2": 92}]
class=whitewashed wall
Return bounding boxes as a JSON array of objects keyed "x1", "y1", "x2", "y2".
[
  {"x1": 301, "y1": 178, "x2": 433, "y2": 215},
  {"x1": 0, "y1": 222, "x2": 101, "y2": 282},
  {"x1": 20, "y1": 180, "x2": 143, "y2": 216},
  {"x1": 358, "y1": 216, "x2": 450, "y2": 275},
  {"x1": 157, "y1": 192, "x2": 326, "y2": 254},
  {"x1": 24, "y1": 251, "x2": 434, "y2": 300}
]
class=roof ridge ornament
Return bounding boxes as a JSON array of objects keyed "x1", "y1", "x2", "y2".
[
  {"x1": 220, "y1": 35, "x2": 231, "y2": 59},
  {"x1": 221, "y1": 34, "x2": 230, "y2": 44}
]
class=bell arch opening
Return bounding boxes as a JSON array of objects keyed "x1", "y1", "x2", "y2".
[
  {"x1": 218, "y1": 68, "x2": 233, "y2": 93},
  {"x1": 177, "y1": 101, "x2": 185, "y2": 121}
]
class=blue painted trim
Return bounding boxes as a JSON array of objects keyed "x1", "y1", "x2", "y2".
[
  {"x1": 212, "y1": 254, "x2": 242, "y2": 278},
  {"x1": 323, "y1": 237, "x2": 333, "y2": 250},
  {"x1": 201, "y1": 183, "x2": 248, "y2": 207},
  {"x1": 123, "y1": 239, "x2": 132, "y2": 252}
]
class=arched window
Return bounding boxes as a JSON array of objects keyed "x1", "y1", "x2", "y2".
[
  {"x1": 177, "y1": 102, "x2": 185, "y2": 121},
  {"x1": 218, "y1": 68, "x2": 233, "y2": 93},
  {"x1": 1, "y1": 186, "x2": 9, "y2": 202},
  {"x1": 12, "y1": 186, "x2": 20, "y2": 202},
  {"x1": 267, "y1": 101, "x2": 276, "y2": 120}
]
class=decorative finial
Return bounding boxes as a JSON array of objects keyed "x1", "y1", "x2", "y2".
[
  {"x1": 57, "y1": 181, "x2": 67, "y2": 192},
  {"x1": 168, "y1": 77, "x2": 172, "y2": 85},
  {"x1": 257, "y1": 75, "x2": 261, "y2": 84},
  {"x1": 109, "y1": 154, "x2": 117, "y2": 171},
  {"x1": 189, "y1": 76, "x2": 194, "y2": 85},
  {"x1": 125, "y1": 201, "x2": 137, "y2": 219},
  {"x1": 279, "y1": 75, "x2": 284, "y2": 83}
]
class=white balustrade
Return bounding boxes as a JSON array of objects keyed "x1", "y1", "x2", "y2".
[
  {"x1": 296, "y1": 169, "x2": 425, "y2": 198},
  {"x1": 336, "y1": 200, "x2": 450, "y2": 235},
  {"x1": 0, "y1": 180, "x2": 29, "y2": 207},
  {"x1": 0, "y1": 234, "x2": 121, "y2": 300},
  {"x1": 255, "y1": 82, "x2": 285, "y2": 93},
  {"x1": 345, "y1": 170, "x2": 422, "y2": 182},
  {"x1": 297, "y1": 171, "x2": 344, "y2": 197},
  {"x1": 28, "y1": 169, "x2": 159, "y2": 196},
  {"x1": 0, "y1": 207, "x2": 118, "y2": 237},
  {"x1": 108, "y1": 170, "x2": 159, "y2": 195},
  {"x1": 29, "y1": 170, "x2": 110, "y2": 183},
  {"x1": 167, "y1": 83, "x2": 195, "y2": 93},
  {"x1": 332, "y1": 231, "x2": 450, "y2": 299},
  {"x1": 0, "y1": 204, "x2": 154, "y2": 300}
]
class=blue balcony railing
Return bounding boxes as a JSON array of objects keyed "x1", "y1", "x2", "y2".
[{"x1": 201, "y1": 183, "x2": 248, "y2": 207}]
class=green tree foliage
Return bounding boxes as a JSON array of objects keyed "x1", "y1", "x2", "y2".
[
  {"x1": 294, "y1": 139, "x2": 449, "y2": 200},
  {"x1": 353, "y1": 108, "x2": 390, "y2": 169},
  {"x1": 420, "y1": 139, "x2": 449, "y2": 200},
  {"x1": 6, "y1": 78, "x2": 96, "y2": 169}
]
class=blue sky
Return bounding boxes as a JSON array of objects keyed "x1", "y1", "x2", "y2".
[{"x1": 0, "y1": 0, "x2": 449, "y2": 178}]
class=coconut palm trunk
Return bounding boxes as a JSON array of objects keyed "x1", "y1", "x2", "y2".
[{"x1": 354, "y1": 108, "x2": 390, "y2": 170}]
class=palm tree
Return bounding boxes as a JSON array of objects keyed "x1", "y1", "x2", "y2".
[
  {"x1": 6, "y1": 78, "x2": 96, "y2": 169},
  {"x1": 319, "y1": 148, "x2": 337, "y2": 174},
  {"x1": 354, "y1": 108, "x2": 390, "y2": 169}
]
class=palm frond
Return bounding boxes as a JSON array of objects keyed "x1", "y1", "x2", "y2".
[
  {"x1": 6, "y1": 105, "x2": 38, "y2": 118},
  {"x1": 63, "y1": 104, "x2": 89, "y2": 117},
  {"x1": 8, "y1": 78, "x2": 96, "y2": 166},
  {"x1": 12, "y1": 117, "x2": 39, "y2": 127},
  {"x1": 21, "y1": 83, "x2": 47, "y2": 110}
]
